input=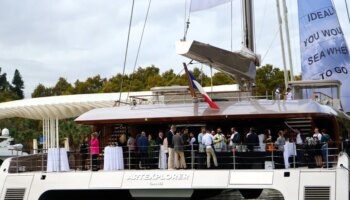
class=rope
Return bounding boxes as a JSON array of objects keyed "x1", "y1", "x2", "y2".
[
  {"x1": 118, "y1": 0, "x2": 135, "y2": 104},
  {"x1": 126, "y1": 0, "x2": 152, "y2": 100}
]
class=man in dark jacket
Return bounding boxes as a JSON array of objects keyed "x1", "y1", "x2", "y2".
[
  {"x1": 246, "y1": 127, "x2": 259, "y2": 151},
  {"x1": 137, "y1": 131, "x2": 149, "y2": 168},
  {"x1": 166, "y1": 125, "x2": 176, "y2": 169},
  {"x1": 155, "y1": 131, "x2": 164, "y2": 146}
]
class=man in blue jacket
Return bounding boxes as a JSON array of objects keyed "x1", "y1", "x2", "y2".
[{"x1": 137, "y1": 131, "x2": 149, "y2": 169}]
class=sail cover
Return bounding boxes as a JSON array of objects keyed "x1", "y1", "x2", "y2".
[
  {"x1": 298, "y1": 0, "x2": 350, "y2": 111},
  {"x1": 190, "y1": 0, "x2": 230, "y2": 12}
]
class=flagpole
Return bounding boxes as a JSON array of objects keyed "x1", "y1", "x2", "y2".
[{"x1": 183, "y1": 62, "x2": 198, "y2": 102}]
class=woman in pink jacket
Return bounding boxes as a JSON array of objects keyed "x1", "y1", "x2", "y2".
[{"x1": 90, "y1": 132, "x2": 100, "y2": 171}]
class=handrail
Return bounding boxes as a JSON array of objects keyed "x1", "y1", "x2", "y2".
[
  {"x1": 5, "y1": 142, "x2": 341, "y2": 173},
  {"x1": 128, "y1": 90, "x2": 271, "y2": 105}
]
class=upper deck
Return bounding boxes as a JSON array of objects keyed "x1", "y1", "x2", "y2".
[{"x1": 75, "y1": 99, "x2": 345, "y2": 125}]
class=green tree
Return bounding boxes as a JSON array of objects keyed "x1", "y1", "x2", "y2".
[
  {"x1": 75, "y1": 75, "x2": 107, "y2": 94},
  {"x1": 102, "y1": 73, "x2": 129, "y2": 92},
  {"x1": 161, "y1": 69, "x2": 177, "y2": 86},
  {"x1": 53, "y1": 77, "x2": 73, "y2": 95},
  {"x1": 212, "y1": 72, "x2": 235, "y2": 85},
  {"x1": 31, "y1": 83, "x2": 53, "y2": 98},
  {"x1": 59, "y1": 118, "x2": 92, "y2": 149},
  {"x1": 255, "y1": 64, "x2": 285, "y2": 96},
  {"x1": 0, "y1": 68, "x2": 10, "y2": 92},
  {"x1": 11, "y1": 69, "x2": 25, "y2": 99},
  {"x1": 0, "y1": 68, "x2": 18, "y2": 102}
]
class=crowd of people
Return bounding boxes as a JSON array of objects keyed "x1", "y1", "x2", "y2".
[{"x1": 79, "y1": 125, "x2": 334, "y2": 170}]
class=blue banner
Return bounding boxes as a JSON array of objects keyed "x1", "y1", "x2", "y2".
[{"x1": 298, "y1": 0, "x2": 350, "y2": 111}]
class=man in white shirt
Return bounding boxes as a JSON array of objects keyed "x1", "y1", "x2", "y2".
[
  {"x1": 275, "y1": 86, "x2": 281, "y2": 100},
  {"x1": 285, "y1": 87, "x2": 293, "y2": 100},
  {"x1": 202, "y1": 131, "x2": 218, "y2": 168},
  {"x1": 198, "y1": 127, "x2": 206, "y2": 153},
  {"x1": 294, "y1": 128, "x2": 304, "y2": 167},
  {"x1": 313, "y1": 127, "x2": 322, "y2": 141}
]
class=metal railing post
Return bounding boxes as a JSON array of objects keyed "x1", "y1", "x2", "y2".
[
  {"x1": 41, "y1": 148, "x2": 44, "y2": 172},
  {"x1": 128, "y1": 146, "x2": 131, "y2": 170},
  {"x1": 58, "y1": 147, "x2": 61, "y2": 172},
  {"x1": 16, "y1": 150, "x2": 19, "y2": 173},
  {"x1": 271, "y1": 144, "x2": 274, "y2": 169},
  {"x1": 326, "y1": 144, "x2": 329, "y2": 169},
  {"x1": 90, "y1": 147, "x2": 92, "y2": 171},
  {"x1": 191, "y1": 144, "x2": 194, "y2": 169},
  {"x1": 233, "y1": 149, "x2": 236, "y2": 170},
  {"x1": 293, "y1": 154, "x2": 296, "y2": 168}
]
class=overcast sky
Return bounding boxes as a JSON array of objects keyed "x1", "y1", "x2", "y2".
[{"x1": 0, "y1": 0, "x2": 350, "y2": 98}]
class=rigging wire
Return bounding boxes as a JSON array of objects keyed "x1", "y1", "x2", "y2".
[
  {"x1": 240, "y1": 0, "x2": 244, "y2": 45},
  {"x1": 126, "y1": 0, "x2": 152, "y2": 100},
  {"x1": 230, "y1": 0, "x2": 233, "y2": 51},
  {"x1": 183, "y1": 0, "x2": 191, "y2": 41},
  {"x1": 261, "y1": 29, "x2": 279, "y2": 63},
  {"x1": 345, "y1": 0, "x2": 350, "y2": 24},
  {"x1": 118, "y1": 0, "x2": 135, "y2": 105},
  {"x1": 184, "y1": 0, "x2": 188, "y2": 39}
]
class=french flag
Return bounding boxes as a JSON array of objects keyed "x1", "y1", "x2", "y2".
[{"x1": 188, "y1": 72, "x2": 220, "y2": 109}]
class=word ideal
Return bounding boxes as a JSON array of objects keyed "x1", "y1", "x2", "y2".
[
  {"x1": 319, "y1": 66, "x2": 348, "y2": 79},
  {"x1": 127, "y1": 173, "x2": 190, "y2": 181},
  {"x1": 303, "y1": 27, "x2": 342, "y2": 47},
  {"x1": 307, "y1": 7, "x2": 334, "y2": 22},
  {"x1": 308, "y1": 46, "x2": 348, "y2": 65}
]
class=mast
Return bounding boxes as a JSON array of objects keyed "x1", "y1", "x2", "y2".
[
  {"x1": 242, "y1": 0, "x2": 255, "y2": 52},
  {"x1": 276, "y1": 0, "x2": 288, "y2": 89},
  {"x1": 282, "y1": 0, "x2": 294, "y2": 82}
]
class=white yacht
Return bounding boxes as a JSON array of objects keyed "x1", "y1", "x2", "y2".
[
  {"x1": 0, "y1": 0, "x2": 349, "y2": 200},
  {"x1": 0, "y1": 128, "x2": 28, "y2": 163}
]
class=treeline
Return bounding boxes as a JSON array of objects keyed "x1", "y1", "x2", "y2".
[
  {"x1": 31, "y1": 64, "x2": 292, "y2": 98},
  {"x1": 0, "y1": 68, "x2": 24, "y2": 102},
  {"x1": 31, "y1": 65, "x2": 235, "y2": 97}
]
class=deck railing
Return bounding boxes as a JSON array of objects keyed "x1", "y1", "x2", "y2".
[
  {"x1": 6, "y1": 142, "x2": 340, "y2": 173},
  {"x1": 128, "y1": 91, "x2": 272, "y2": 106}
]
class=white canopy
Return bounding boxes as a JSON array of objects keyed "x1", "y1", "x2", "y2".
[{"x1": 0, "y1": 91, "x2": 151, "y2": 120}]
